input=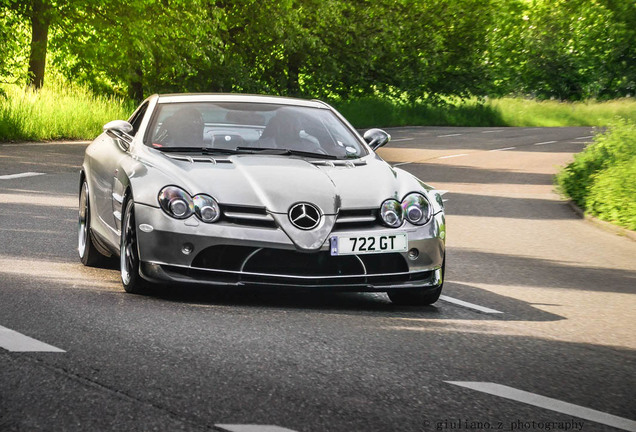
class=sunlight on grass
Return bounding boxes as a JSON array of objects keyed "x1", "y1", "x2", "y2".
[
  {"x1": 0, "y1": 79, "x2": 134, "y2": 141},
  {"x1": 490, "y1": 98, "x2": 636, "y2": 127},
  {"x1": 1, "y1": 81, "x2": 635, "y2": 141},
  {"x1": 333, "y1": 96, "x2": 636, "y2": 129}
]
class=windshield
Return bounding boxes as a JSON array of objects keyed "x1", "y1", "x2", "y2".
[{"x1": 146, "y1": 102, "x2": 368, "y2": 159}]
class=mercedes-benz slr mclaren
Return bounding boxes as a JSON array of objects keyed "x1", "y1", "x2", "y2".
[{"x1": 78, "y1": 94, "x2": 446, "y2": 305}]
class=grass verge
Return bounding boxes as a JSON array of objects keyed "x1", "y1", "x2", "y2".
[
  {"x1": 1, "y1": 82, "x2": 636, "y2": 141},
  {"x1": 333, "y1": 97, "x2": 636, "y2": 129},
  {"x1": 333, "y1": 97, "x2": 506, "y2": 128},
  {"x1": 490, "y1": 98, "x2": 636, "y2": 127},
  {"x1": 0, "y1": 80, "x2": 133, "y2": 141},
  {"x1": 556, "y1": 119, "x2": 636, "y2": 231}
]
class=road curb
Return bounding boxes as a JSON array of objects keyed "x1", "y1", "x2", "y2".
[{"x1": 566, "y1": 200, "x2": 636, "y2": 242}]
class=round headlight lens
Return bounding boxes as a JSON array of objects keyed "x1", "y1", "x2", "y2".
[
  {"x1": 402, "y1": 193, "x2": 431, "y2": 225},
  {"x1": 170, "y1": 199, "x2": 189, "y2": 217},
  {"x1": 158, "y1": 186, "x2": 194, "y2": 219},
  {"x1": 380, "y1": 199, "x2": 403, "y2": 228},
  {"x1": 193, "y1": 194, "x2": 220, "y2": 223}
]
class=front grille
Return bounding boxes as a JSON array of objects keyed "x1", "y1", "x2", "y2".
[
  {"x1": 191, "y1": 245, "x2": 256, "y2": 271},
  {"x1": 190, "y1": 245, "x2": 409, "y2": 280},
  {"x1": 359, "y1": 253, "x2": 409, "y2": 274},
  {"x1": 243, "y1": 249, "x2": 363, "y2": 276}
]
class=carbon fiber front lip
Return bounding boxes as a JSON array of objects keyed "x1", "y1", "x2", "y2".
[{"x1": 140, "y1": 261, "x2": 442, "y2": 290}]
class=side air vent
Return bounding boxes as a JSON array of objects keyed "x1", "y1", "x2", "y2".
[
  {"x1": 220, "y1": 204, "x2": 277, "y2": 229},
  {"x1": 334, "y1": 208, "x2": 379, "y2": 229}
]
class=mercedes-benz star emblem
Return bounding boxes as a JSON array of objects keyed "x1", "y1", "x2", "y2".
[{"x1": 288, "y1": 203, "x2": 321, "y2": 230}]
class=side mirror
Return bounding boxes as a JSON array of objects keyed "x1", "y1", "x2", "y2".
[
  {"x1": 363, "y1": 128, "x2": 391, "y2": 150},
  {"x1": 104, "y1": 120, "x2": 134, "y2": 150}
]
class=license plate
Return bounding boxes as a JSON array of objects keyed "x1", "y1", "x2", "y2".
[{"x1": 330, "y1": 233, "x2": 408, "y2": 256}]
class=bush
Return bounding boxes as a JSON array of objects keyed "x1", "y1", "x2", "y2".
[
  {"x1": 556, "y1": 119, "x2": 636, "y2": 230},
  {"x1": 587, "y1": 158, "x2": 636, "y2": 230}
]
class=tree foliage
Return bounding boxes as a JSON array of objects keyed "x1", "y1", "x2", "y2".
[{"x1": 0, "y1": 0, "x2": 634, "y2": 101}]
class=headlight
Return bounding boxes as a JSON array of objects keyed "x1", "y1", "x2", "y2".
[
  {"x1": 380, "y1": 199, "x2": 403, "y2": 228},
  {"x1": 158, "y1": 186, "x2": 194, "y2": 219},
  {"x1": 193, "y1": 194, "x2": 220, "y2": 223},
  {"x1": 402, "y1": 193, "x2": 432, "y2": 225}
]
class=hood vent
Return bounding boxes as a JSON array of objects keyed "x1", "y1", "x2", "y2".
[
  {"x1": 163, "y1": 154, "x2": 233, "y2": 164},
  {"x1": 310, "y1": 160, "x2": 367, "y2": 168}
]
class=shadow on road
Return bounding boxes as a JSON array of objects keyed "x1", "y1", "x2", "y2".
[
  {"x1": 403, "y1": 163, "x2": 554, "y2": 185},
  {"x1": 449, "y1": 248, "x2": 636, "y2": 295},
  {"x1": 445, "y1": 193, "x2": 576, "y2": 220}
]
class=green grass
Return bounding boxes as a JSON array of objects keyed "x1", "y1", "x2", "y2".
[
  {"x1": 2, "y1": 81, "x2": 636, "y2": 141},
  {"x1": 332, "y1": 97, "x2": 506, "y2": 128},
  {"x1": 556, "y1": 119, "x2": 636, "y2": 231},
  {"x1": 489, "y1": 98, "x2": 636, "y2": 127},
  {"x1": 0, "y1": 80, "x2": 134, "y2": 141},
  {"x1": 333, "y1": 97, "x2": 636, "y2": 129}
]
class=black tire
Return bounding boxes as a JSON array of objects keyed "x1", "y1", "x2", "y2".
[
  {"x1": 387, "y1": 258, "x2": 445, "y2": 306},
  {"x1": 78, "y1": 180, "x2": 109, "y2": 267},
  {"x1": 120, "y1": 196, "x2": 150, "y2": 294}
]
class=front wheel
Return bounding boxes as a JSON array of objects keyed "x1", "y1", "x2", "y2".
[
  {"x1": 120, "y1": 197, "x2": 150, "y2": 294},
  {"x1": 387, "y1": 286, "x2": 442, "y2": 306},
  {"x1": 387, "y1": 259, "x2": 445, "y2": 306}
]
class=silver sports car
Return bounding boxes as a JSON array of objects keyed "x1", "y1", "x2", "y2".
[{"x1": 79, "y1": 94, "x2": 446, "y2": 305}]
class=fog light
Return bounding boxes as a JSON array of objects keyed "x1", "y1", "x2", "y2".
[
  {"x1": 182, "y1": 243, "x2": 194, "y2": 255},
  {"x1": 408, "y1": 248, "x2": 419, "y2": 260}
]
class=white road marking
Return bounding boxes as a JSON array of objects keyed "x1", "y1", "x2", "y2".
[
  {"x1": 391, "y1": 138, "x2": 415, "y2": 142},
  {"x1": 0, "y1": 325, "x2": 65, "y2": 352},
  {"x1": 437, "y1": 133, "x2": 462, "y2": 138},
  {"x1": 488, "y1": 147, "x2": 516, "y2": 152},
  {"x1": 392, "y1": 161, "x2": 414, "y2": 167},
  {"x1": 446, "y1": 382, "x2": 636, "y2": 432},
  {"x1": 575, "y1": 135, "x2": 594, "y2": 140},
  {"x1": 567, "y1": 141, "x2": 592, "y2": 144},
  {"x1": 215, "y1": 425, "x2": 299, "y2": 432},
  {"x1": 0, "y1": 172, "x2": 45, "y2": 180},
  {"x1": 439, "y1": 296, "x2": 503, "y2": 314},
  {"x1": 438, "y1": 153, "x2": 468, "y2": 159},
  {"x1": 481, "y1": 130, "x2": 503, "y2": 134},
  {"x1": 533, "y1": 140, "x2": 557, "y2": 146}
]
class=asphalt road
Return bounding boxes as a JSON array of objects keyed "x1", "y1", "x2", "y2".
[{"x1": 1, "y1": 127, "x2": 635, "y2": 432}]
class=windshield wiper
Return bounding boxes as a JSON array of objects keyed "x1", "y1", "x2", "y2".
[
  {"x1": 156, "y1": 146, "x2": 340, "y2": 159},
  {"x1": 154, "y1": 146, "x2": 240, "y2": 155},
  {"x1": 235, "y1": 147, "x2": 339, "y2": 160}
]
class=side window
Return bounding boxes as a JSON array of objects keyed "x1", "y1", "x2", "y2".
[{"x1": 128, "y1": 102, "x2": 149, "y2": 136}]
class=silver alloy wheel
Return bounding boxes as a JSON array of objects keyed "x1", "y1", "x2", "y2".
[
  {"x1": 78, "y1": 182, "x2": 89, "y2": 258},
  {"x1": 120, "y1": 200, "x2": 136, "y2": 285}
]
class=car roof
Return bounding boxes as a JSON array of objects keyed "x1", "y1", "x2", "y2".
[{"x1": 156, "y1": 93, "x2": 328, "y2": 109}]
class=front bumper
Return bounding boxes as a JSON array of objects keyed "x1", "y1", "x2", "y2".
[{"x1": 134, "y1": 203, "x2": 445, "y2": 290}]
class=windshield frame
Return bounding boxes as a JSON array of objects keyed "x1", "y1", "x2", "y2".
[{"x1": 143, "y1": 100, "x2": 369, "y2": 160}]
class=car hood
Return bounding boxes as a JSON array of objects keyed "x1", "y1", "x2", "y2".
[{"x1": 137, "y1": 152, "x2": 424, "y2": 214}]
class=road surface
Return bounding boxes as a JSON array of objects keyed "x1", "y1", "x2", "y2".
[{"x1": 1, "y1": 127, "x2": 634, "y2": 432}]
